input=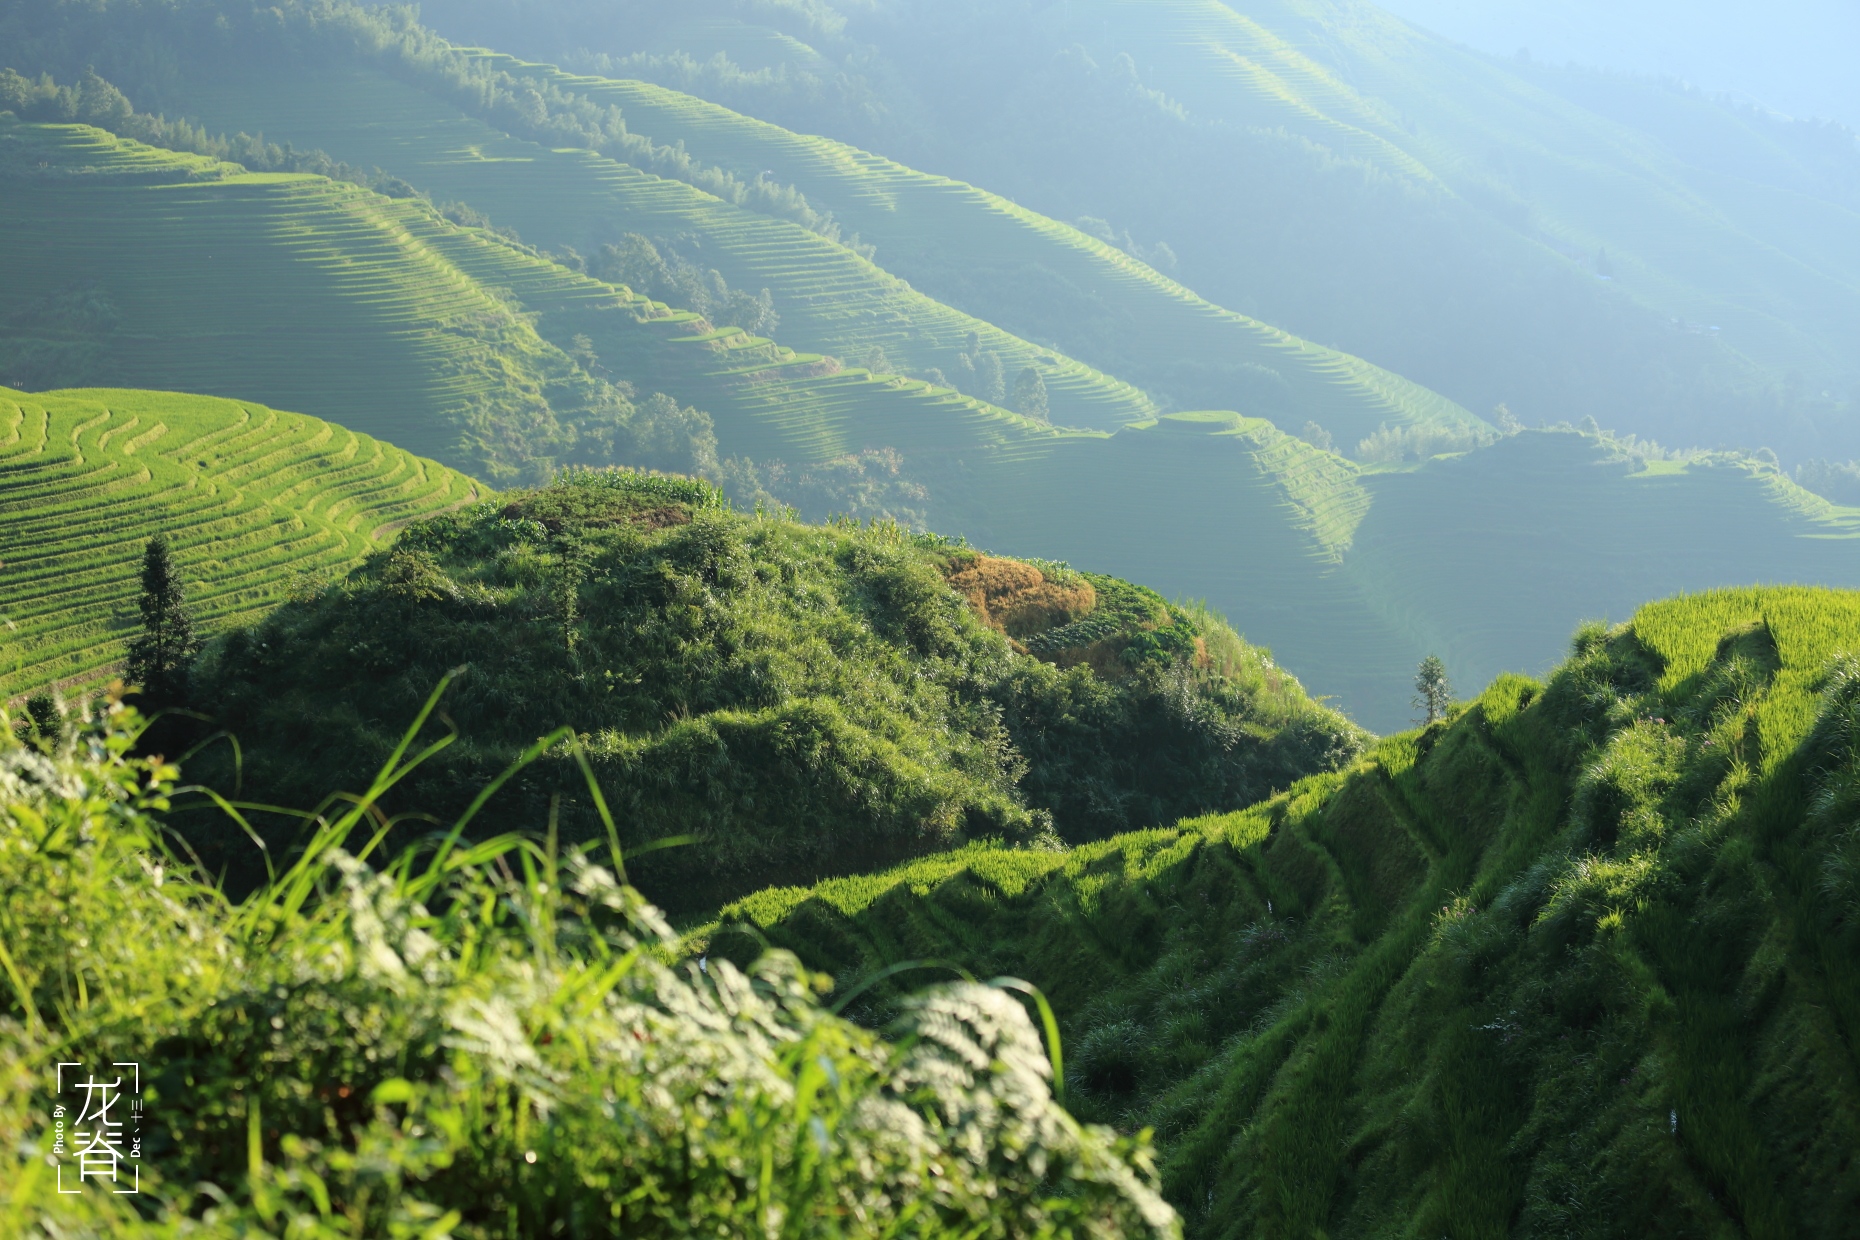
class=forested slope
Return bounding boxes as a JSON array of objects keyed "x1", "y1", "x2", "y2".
[{"x1": 695, "y1": 587, "x2": 1860, "y2": 1238}]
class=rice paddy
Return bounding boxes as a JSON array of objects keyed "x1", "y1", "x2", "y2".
[
  {"x1": 132, "y1": 51, "x2": 1478, "y2": 441},
  {"x1": 464, "y1": 52, "x2": 1477, "y2": 444},
  {"x1": 0, "y1": 385, "x2": 482, "y2": 702},
  {"x1": 0, "y1": 117, "x2": 1054, "y2": 480},
  {"x1": 140, "y1": 63, "x2": 1169, "y2": 434}
]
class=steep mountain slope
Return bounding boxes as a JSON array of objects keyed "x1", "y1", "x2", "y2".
[
  {"x1": 0, "y1": 385, "x2": 481, "y2": 702},
  {"x1": 458, "y1": 52, "x2": 1474, "y2": 444},
  {"x1": 6, "y1": 13, "x2": 1859, "y2": 729},
  {"x1": 152, "y1": 60, "x2": 1166, "y2": 433},
  {"x1": 694, "y1": 587, "x2": 1860, "y2": 1237}
]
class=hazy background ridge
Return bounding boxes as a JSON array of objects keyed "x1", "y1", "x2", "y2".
[{"x1": 1379, "y1": 0, "x2": 1860, "y2": 129}]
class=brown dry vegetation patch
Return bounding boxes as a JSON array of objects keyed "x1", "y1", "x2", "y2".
[
  {"x1": 499, "y1": 496, "x2": 692, "y2": 532},
  {"x1": 942, "y1": 554, "x2": 1095, "y2": 638}
]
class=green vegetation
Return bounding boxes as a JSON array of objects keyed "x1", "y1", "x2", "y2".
[
  {"x1": 178, "y1": 469, "x2": 1363, "y2": 909},
  {"x1": 122, "y1": 534, "x2": 200, "y2": 710},
  {"x1": 0, "y1": 385, "x2": 482, "y2": 704},
  {"x1": 15, "y1": 17, "x2": 1855, "y2": 729},
  {"x1": 0, "y1": 0, "x2": 1484, "y2": 443},
  {"x1": 443, "y1": 52, "x2": 1477, "y2": 444},
  {"x1": 0, "y1": 694, "x2": 1177, "y2": 1240},
  {"x1": 11, "y1": 4, "x2": 1860, "y2": 1236},
  {"x1": 693, "y1": 586, "x2": 1860, "y2": 1236}
]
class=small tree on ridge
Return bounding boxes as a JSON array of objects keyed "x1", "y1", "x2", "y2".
[
  {"x1": 1413, "y1": 654, "x2": 1451, "y2": 725},
  {"x1": 125, "y1": 534, "x2": 200, "y2": 708}
]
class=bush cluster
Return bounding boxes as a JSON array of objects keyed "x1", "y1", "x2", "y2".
[{"x1": 0, "y1": 695, "x2": 1178, "y2": 1240}]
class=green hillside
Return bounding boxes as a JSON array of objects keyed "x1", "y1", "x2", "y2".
[
  {"x1": 1118, "y1": 0, "x2": 1860, "y2": 374},
  {"x1": 0, "y1": 385, "x2": 482, "y2": 703},
  {"x1": 7, "y1": 5, "x2": 1860, "y2": 734},
  {"x1": 177, "y1": 467, "x2": 1365, "y2": 909},
  {"x1": 694, "y1": 586, "x2": 1860, "y2": 1237},
  {"x1": 74, "y1": 57, "x2": 1166, "y2": 434},
  {"x1": 0, "y1": 117, "x2": 1062, "y2": 482},
  {"x1": 0, "y1": 0, "x2": 1484, "y2": 442},
  {"x1": 457, "y1": 52, "x2": 1475, "y2": 444},
  {"x1": 1342, "y1": 432, "x2": 1860, "y2": 707},
  {"x1": 930, "y1": 421, "x2": 1860, "y2": 732}
]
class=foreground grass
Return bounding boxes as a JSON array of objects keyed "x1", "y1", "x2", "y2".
[
  {"x1": 0, "y1": 691, "x2": 1177, "y2": 1239},
  {"x1": 693, "y1": 586, "x2": 1860, "y2": 1237}
]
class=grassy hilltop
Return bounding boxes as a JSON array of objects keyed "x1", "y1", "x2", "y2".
[
  {"x1": 0, "y1": 385, "x2": 481, "y2": 703},
  {"x1": 693, "y1": 586, "x2": 1860, "y2": 1237}
]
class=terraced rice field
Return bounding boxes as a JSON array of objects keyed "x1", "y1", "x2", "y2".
[
  {"x1": 0, "y1": 386, "x2": 483, "y2": 702},
  {"x1": 456, "y1": 53, "x2": 1478, "y2": 444},
  {"x1": 0, "y1": 118, "x2": 579, "y2": 469},
  {"x1": 0, "y1": 118, "x2": 1056, "y2": 477},
  {"x1": 147, "y1": 66, "x2": 1165, "y2": 433}
]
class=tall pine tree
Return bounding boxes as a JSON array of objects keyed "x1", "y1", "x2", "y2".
[
  {"x1": 1412, "y1": 654, "x2": 1451, "y2": 725},
  {"x1": 125, "y1": 534, "x2": 199, "y2": 707}
]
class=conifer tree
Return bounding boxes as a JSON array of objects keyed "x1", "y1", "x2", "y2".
[
  {"x1": 1413, "y1": 654, "x2": 1451, "y2": 725},
  {"x1": 124, "y1": 534, "x2": 200, "y2": 707}
]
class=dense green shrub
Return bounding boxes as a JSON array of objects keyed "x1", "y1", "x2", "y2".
[
  {"x1": 183, "y1": 473, "x2": 1363, "y2": 909},
  {"x1": 0, "y1": 694, "x2": 1178, "y2": 1240}
]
